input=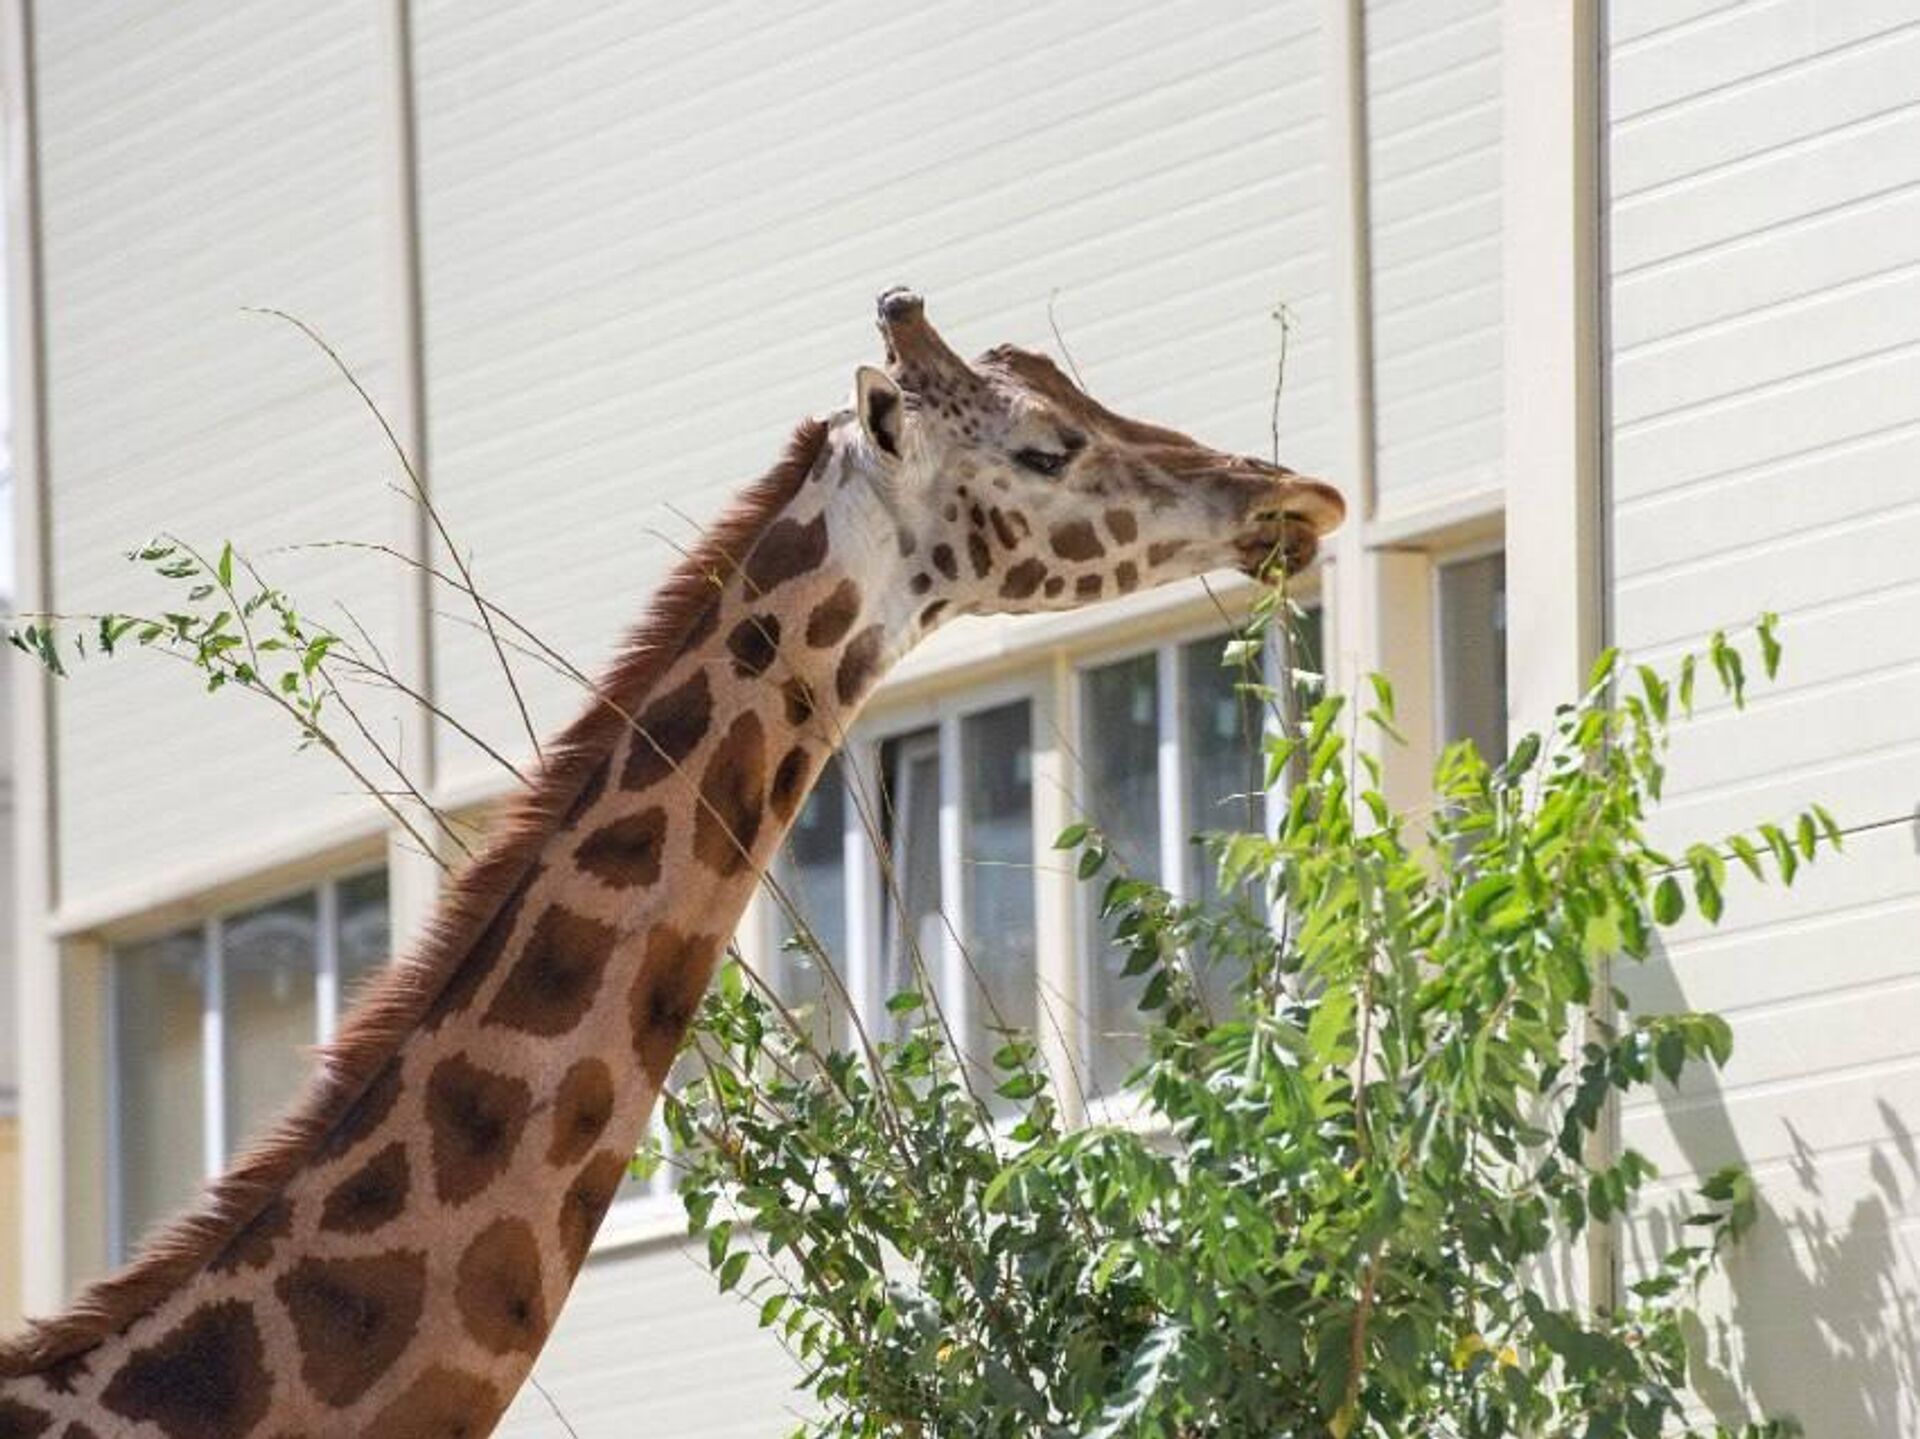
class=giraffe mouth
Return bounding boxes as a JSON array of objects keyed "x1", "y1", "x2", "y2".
[
  {"x1": 1236, "y1": 518, "x2": 1321, "y2": 579},
  {"x1": 1237, "y1": 476, "x2": 1341, "y2": 579}
]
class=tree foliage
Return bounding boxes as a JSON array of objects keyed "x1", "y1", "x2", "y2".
[{"x1": 666, "y1": 606, "x2": 1828, "y2": 1438}]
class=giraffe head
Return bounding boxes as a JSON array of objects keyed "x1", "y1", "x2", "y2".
[{"x1": 848, "y1": 288, "x2": 1344, "y2": 619}]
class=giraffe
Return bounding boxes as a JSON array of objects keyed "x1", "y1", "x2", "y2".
[{"x1": 0, "y1": 289, "x2": 1344, "y2": 1437}]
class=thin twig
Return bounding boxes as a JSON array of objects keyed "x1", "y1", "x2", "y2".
[
  {"x1": 245, "y1": 306, "x2": 546, "y2": 766},
  {"x1": 1047, "y1": 288, "x2": 1087, "y2": 389}
]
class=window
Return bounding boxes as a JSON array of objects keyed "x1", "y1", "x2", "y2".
[
  {"x1": 108, "y1": 867, "x2": 389, "y2": 1257},
  {"x1": 768, "y1": 754, "x2": 850, "y2": 1051},
  {"x1": 1436, "y1": 550, "x2": 1508, "y2": 762},
  {"x1": 1078, "y1": 617, "x2": 1322, "y2": 1093},
  {"x1": 766, "y1": 696, "x2": 1040, "y2": 1112}
]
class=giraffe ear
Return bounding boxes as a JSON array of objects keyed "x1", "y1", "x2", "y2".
[{"x1": 855, "y1": 365, "x2": 905, "y2": 461}]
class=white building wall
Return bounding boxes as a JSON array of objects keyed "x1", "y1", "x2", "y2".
[
  {"x1": 494, "y1": 1241, "x2": 804, "y2": 1437},
  {"x1": 410, "y1": 0, "x2": 1336, "y2": 797},
  {"x1": 1605, "y1": 3, "x2": 1920, "y2": 1433},
  {"x1": 1364, "y1": 0, "x2": 1502, "y2": 512},
  {"x1": 34, "y1": 0, "x2": 403, "y2": 905}
]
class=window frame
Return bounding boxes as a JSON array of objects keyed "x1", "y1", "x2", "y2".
[
  {"x1": 1067, "y1": 613, "x2": 1309, "y2": 1088},
  {"x1": 768, "y1": 672, "x2": 1044, "y2": 1050},
  {"x1": 1430, "y1": 536, "x2": 1510, "y2": 762},
  {"x1": 102, "y1": 865, "x2": 386, "y2": 1262}
]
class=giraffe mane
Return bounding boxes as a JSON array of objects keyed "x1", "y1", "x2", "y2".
[{"x1": 0, "y1": 416, "x2": 832, "y2": 1378}]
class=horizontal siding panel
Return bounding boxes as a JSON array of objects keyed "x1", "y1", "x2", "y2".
[
  {"x1": 1608, "y1": 0, "x2": 1917, "y2": 122},
  {"x1": 1610, "y1": 182, "x2": 1920, "y2": 353},
  {"x1": 1610, "y1": 18, "x2": 1920, "y2": 198},
  {"x1": 1611, "y1": 484, "x2": 1920, "y2": 644},
  {"x1": 1362, "y1": 0, "x2": 1502, "y2": 508},
  {"x1": 1607, "y1": 4, "x2": 1920, "y2": 1427},
  {"x1": 1613, "y1": 266, "x2": 1920, "y2": 426},
  {"x1": 1621, "y1": 1054, "x2": 1920, "y2": 1202},
  {"x1": 37, "y1": 0, "x2": 402, "y2": 898},
  {"x1": 415, "y1": 0, "x2": 1334, "y2": 792},
  {"x1": 1610, "y1": 105, "x2": 1920, "y2": 276},
  {"x1": 1610, "y1": 343, "x2": 1920, "y2": 501},
  {"x1": 1611, "y1": 425, "x2": 1920, "y2": 575}
]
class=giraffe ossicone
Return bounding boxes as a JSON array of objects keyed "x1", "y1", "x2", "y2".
[{"x1": 0, "y1": 291, "x2": 1344, "y2": 1436}]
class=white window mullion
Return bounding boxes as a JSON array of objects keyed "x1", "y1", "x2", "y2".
[
  {"x1": 316, "y1": 877, "x2": 341, "y2": 1043},
  {"x1": 104, "y1": 960, "x2": 126, "y2": 1261},
  {"x1": 202, "y1": 917, "x2": 226, "y2": 1177},
  {"x1": 842, "y1": 741, "x2": 882, "y2": 1031},
  {"x1": 936, "y1": 714, "x2": 968, "y2": 1041},
  {"x1": 1155, "y1": 645, "x2": 1187, "y2": 903}
]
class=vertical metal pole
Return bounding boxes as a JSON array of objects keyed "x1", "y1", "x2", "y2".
[
  {"x1": 3, "y1": 0, "x2": 67, "y2": 1310},
  {"x1": 374, "y1": 0, "x2": 444, "y2": 944},
  {"x1": 1319, "y1": 0, "x2": 1379, "y2": 706}
]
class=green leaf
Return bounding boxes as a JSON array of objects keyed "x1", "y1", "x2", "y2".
[
  {"x1": 1652, "y1": 875, "x2": 1685, "y2": 926},
  {"x1": 1757, "y1": 611, "x2": 1782, "y2": 678}
]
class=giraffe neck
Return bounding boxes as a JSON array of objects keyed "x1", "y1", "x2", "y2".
[{"x1": 0, "y1": 423, "x2": 923, "y2": 1436}]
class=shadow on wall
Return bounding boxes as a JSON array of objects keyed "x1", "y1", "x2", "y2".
[{"x1": 1623, "y1": 942, "x2": 1920, "y2": 1437}]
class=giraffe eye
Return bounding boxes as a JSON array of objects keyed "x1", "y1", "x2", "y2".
[{"x1": 1013, "y1": 447, "x2": 1069, "y2": 477}]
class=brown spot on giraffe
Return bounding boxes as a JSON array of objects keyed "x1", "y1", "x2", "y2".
[
  {"x1": 318, "y1": 1141, "x2": 410, "y2": 1235},
  {"x1": 988, "y1": 507, "x2": 1020, "y2": 549},
  {"x1": 558, "y1": 754, "x2": 611, "y2": 830},
  {"x1": 1075, "y1": 574, "x2": 1103, "y2": 600},
  {"x1": 769, "y1": 744, "x2": 813, "y2": 824},
  {"x1": 1049, "y1": 519, "x2": 1105, "y2": 562},
  {"x1": 1105, "y1": 509, "x2": 1139, "y2": 544},
  {"x1": 560, "y1": 1151, "x2": 629, "y2": 1272},
  {"x1": 621, "y1": 668, "x2": 714, "y2": 792},
  {"x1": 424, "y1": 1053, "x2": 532, "y2": 1206},
  {"x1": 630, "y1": 926, "x2": 722, "y2": 1086},
  {"x1": 207, "y1": 1195, "x2": 292, "y2": 1275},
  {"x1": 692, "y1": 710, "x2": 768, "y2": 876},
  {"x1": 548, "y1": 1058, "x2": 615, "y2": 1167},
  {"x1": 482, "y1": 903, "x2": 620, "y2": 1037},
  {"x1": 0, "y1": 1399, "x2": 50, "y2": 1438},
  {"x1": 362, "y1": 1365, "x2": 505, "y2": 1439},
  {"x1": 99, "y1": 1300, "x2": 272, "y2": 1439},
  {"x1": 574, "y1": 806, "x2": 667, "y2": 891},
  {"x1": 1147, "y1": 539, "x2": 1188, "y2": 567},
  {"x1": 317, "y1": 1057, "x2": 402, "y2": 1163},
  {"x1": 725, "y1": 614, "x2": 782, "y2": 677},
  {"x1": 836, "y1": 625, "x2": 886, "y2": 706},
  {"x1": 781, "y1": 676, "x2": 815, "y2": 727},
  {"x1": 38, "y1": 1355, "x2": 88, "y2": 1397},
  {"x1": 1000, "y1": 558, "x2": 1046, "y2": 600},
  {"x1": 423, "y1": 864, "x2": 545, "y2": 1032},
  {"x1": 59, "y1": 1423, "x2": 98, "y2": 1439},
  {"x1": 1043, "y1": 576, "x2": 1066, "y2": 598},
  {"x1": 455, "y1": 1218, "x2": 548, "y2": 1357},
  {"x1": 679, "y1": 595, "x2": 721, "y2": 654},
  {"x1": 743, "y1": 512, "x2": 828, "y2": 595},
  {"x1": 1116, "y1": 560, "x2": 1140, "y2": 593},
  {"x1": 920, "y1": 600, "x2": 949, "y2": 628},
  {"x1": 275, "y1": 1252, "x2": 428, "y2": 1408},
  {"x1": 930, "y1": 543, "x2": 959, "y2": 580},
  {"x1": 805, "y1": 579, "x2": 861, "y2": 648},
  {"x1": 966, "y1": 530, "x2": 992, "y2": 578},
  {"x1": 908, "y1": 572, "x2": 933, "y2": 596}
]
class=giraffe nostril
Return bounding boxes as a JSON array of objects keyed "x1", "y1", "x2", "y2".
[{"x1": 877, "y1": 287, "x2": 923, "y2": 323}]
